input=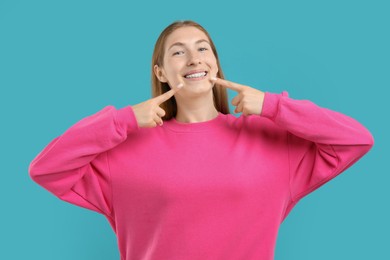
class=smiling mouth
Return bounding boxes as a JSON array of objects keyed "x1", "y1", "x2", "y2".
[{"x1": 183, "y1": 71, "x2": 208, "y2": 80}]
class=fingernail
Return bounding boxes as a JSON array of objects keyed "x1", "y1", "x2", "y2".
[
  {"x1": 211, "y1": 77, "x2": 217, "y2": 81},
  {"x1": 177, "y1": 83, "x2": 184, "y2": 89}
]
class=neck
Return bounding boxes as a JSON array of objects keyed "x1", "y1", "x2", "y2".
[{"x1": 175, "y1": 92, "x2": 219, "y2": 123}]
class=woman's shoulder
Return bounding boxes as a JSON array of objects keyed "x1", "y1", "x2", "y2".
[
  {"x1": 222, "y1": 112, "x2": 284, "y2": 131},
  {"x1": 218, "y1": 112, "x2": 288, "y2": 147}
]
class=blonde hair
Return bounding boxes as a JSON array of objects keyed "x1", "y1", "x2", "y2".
[{"x1": 151, "y1": 20, "x2": 231, "y2": 121}]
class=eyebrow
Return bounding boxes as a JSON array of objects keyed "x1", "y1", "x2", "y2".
[{"x1": 167, "y1": 39, "x2": 211, "y2": 51}]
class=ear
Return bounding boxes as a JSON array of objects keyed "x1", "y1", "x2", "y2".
[{"x1": 154, "y1": 65, "x2": 168, "y2": 83}]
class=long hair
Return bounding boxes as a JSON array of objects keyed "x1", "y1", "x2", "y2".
[{"x1": 151, "y1": 20, "x2": 231, "y2": 121}]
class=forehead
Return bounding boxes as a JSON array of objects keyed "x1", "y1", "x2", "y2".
[{"x1": 165, "y1": 26, "x2": 209, "y2": 48}]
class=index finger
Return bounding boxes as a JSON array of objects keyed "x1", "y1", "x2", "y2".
[
  {"x1": 212, "y1": 77, "x2": 243, "y2": 92},
  {"x1": 155, "y1": 74, "x2": 184, "y2": 104}
]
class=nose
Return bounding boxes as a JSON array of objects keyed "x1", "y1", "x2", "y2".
[{"x1": 187, "y1": 50, "x2": 202, "y2": 66}]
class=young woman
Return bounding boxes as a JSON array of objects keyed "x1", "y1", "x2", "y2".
[{"x1": 29, "y1": 20, "x2": 374, "y2": 260}]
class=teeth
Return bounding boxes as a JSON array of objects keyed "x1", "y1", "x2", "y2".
[{"x1": 185, "y1": 72, "x2": 207, "y2": 78}]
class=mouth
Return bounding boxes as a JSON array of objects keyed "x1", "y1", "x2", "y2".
[{"x1": 183, "y1": 71, "x2": 208, "y2": 81}]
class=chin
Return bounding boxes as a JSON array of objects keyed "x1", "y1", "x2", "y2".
[{"x1": 183, "y1": 84, "x2": 214, "y2": 96}]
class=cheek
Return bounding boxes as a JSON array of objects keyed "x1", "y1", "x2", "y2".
[
  {"x1": 164, "y1": 64, "x2": 181, "y2": 77},
  {"x1": 206, "y1": 55, "x2": 218, "y2": 67},
  {"x1": 208, "y1": 58, "x2": 219, "y2": 72}
]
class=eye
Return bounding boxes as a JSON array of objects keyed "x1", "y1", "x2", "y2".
[
  {"x1": 173, "y1": 51, "x2": 184, "y2": 56},
  {"x1": 199, "y1": 47, "x2": 208, "y2": 51}
]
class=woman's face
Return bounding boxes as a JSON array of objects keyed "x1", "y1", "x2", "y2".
[{"x1": 154, "y1": 26, "x2": 219, "y2": 95}]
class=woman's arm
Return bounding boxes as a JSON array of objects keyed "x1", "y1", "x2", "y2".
[
  {"x1": 29, "y1": 105, "x2": 139, "y2": 217},
  {"x1": 29, "y1": 84, "x2": 180, "y2": 217},
  {"x1": 261, "y1": 91, "x2": 374, "y2": 204},
  {"x1": 213, "y1": 76, "x2": 374, "y2": 202}
]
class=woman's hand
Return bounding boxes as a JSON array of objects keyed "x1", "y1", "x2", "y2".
[
  {"x1": 211, "y1": 77, "x2": 265, "y2": 116},
  {"x1": 132, "y1": 81, "x2": 183, "y2": 128}
]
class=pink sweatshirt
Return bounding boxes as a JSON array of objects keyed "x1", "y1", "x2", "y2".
[{"x1": 29, "y1": 91, "x2": 374, "y2": 260}]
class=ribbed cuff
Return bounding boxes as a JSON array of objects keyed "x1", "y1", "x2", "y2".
[
  {"x1": 116, "y1": 105, "x2": 140, "y2": 134},
  {"x1": 260, "y1": 91, "x2": 289, "y2": 120}
]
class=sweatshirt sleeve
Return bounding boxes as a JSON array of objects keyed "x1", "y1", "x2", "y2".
[
  {"x1": 28, "y1": 105, "x2": 139, "y2": 217},
  {"x1": 260, "y1": 91, "x2": 374, "y2": 204}
]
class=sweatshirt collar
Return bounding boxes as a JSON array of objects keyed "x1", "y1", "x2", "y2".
[{"x1": 164, "y1": 112, "x2": 225, "y2": 132}]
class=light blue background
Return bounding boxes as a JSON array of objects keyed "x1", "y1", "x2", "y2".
[{"x1": 1, "y1": 0, "x2": 388, "y2": 259}]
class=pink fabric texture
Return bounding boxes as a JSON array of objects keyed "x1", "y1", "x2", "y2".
[{"x1": 29, "y1": 91, "x2": 374, "y2": 260}]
